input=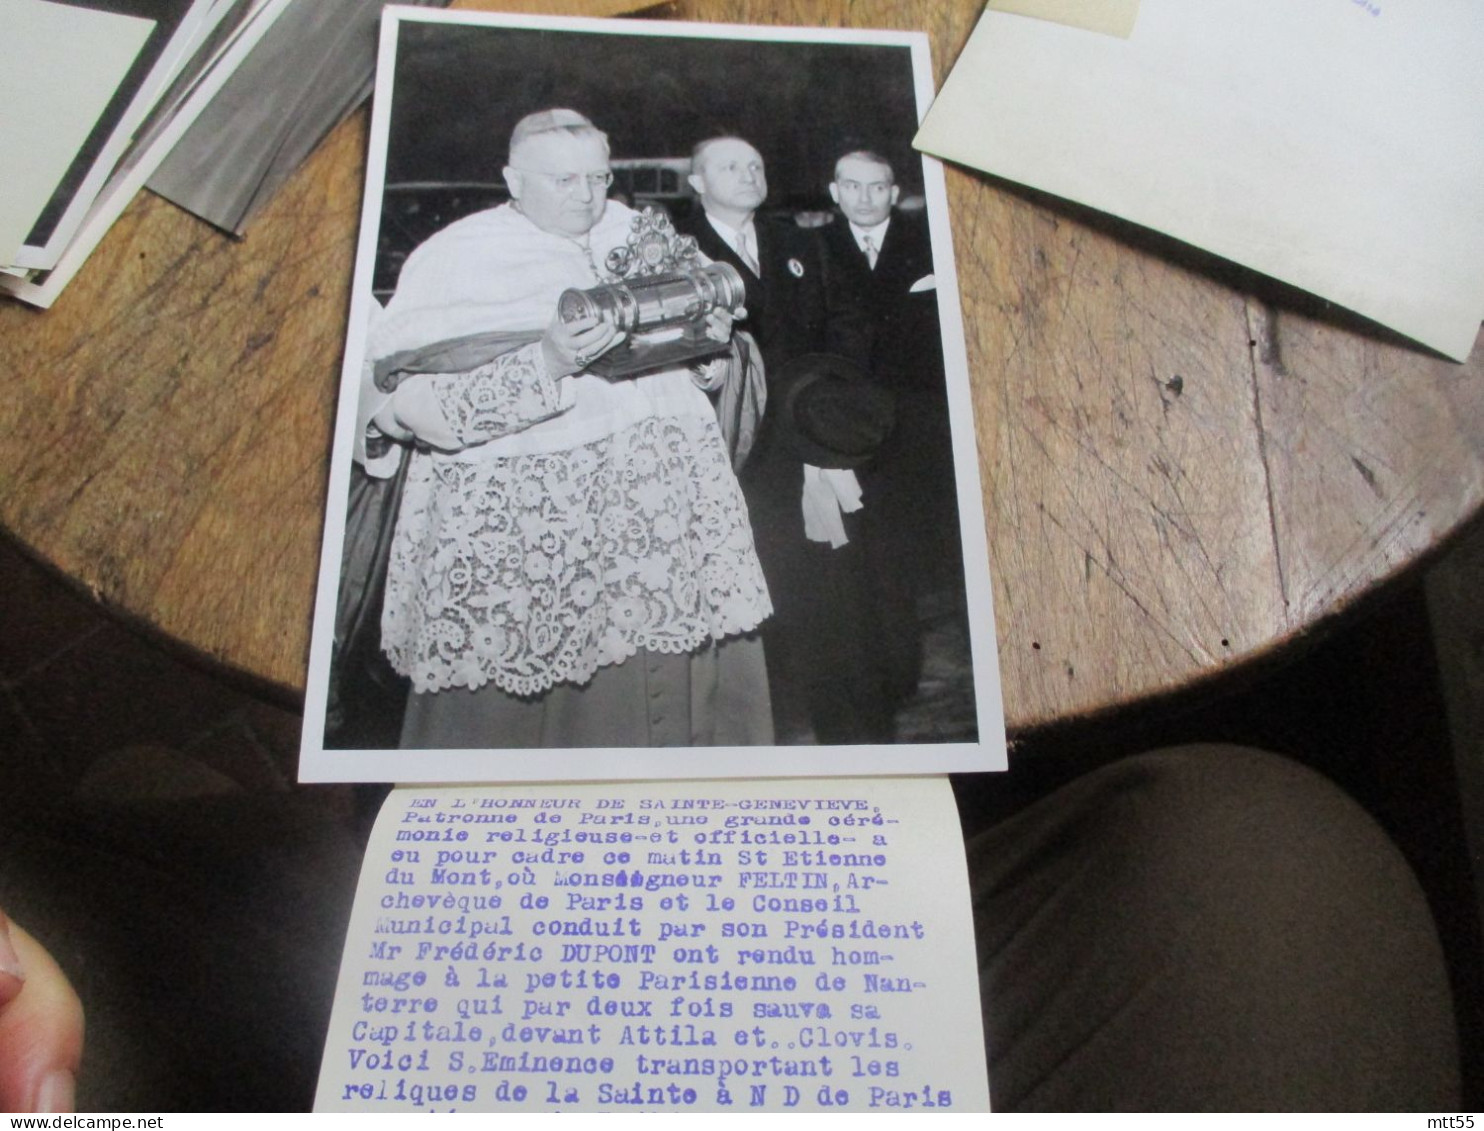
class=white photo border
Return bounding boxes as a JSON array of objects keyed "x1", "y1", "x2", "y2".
[{"x1": 298, "y1": 6, "x2": 1006, "y2": 783}]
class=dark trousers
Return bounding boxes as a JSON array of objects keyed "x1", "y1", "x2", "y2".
[
  {"x1": 972, "y1": 745, "x2": 1459, "y2": 1110},
  {"x1": 0, "y1": 745, "x2": 1460, "y2": 1110},
  {"x1": 741, "y1": 448, "x2": 911, "y2": 745}
]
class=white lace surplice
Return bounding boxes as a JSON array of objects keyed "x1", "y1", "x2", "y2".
[{"x1": 372, "y1": 204, "x2": 772, "y2": 697}]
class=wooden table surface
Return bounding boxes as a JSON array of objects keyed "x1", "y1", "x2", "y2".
[{"x1": 4, "y1": 0, "x2": 1483, "y2": 733}]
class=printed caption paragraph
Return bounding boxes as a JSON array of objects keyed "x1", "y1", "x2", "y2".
[{"x1": 314, "y1": 776, "x2": 989, "y2": 1112}]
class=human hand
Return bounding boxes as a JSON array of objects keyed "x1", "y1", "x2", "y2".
[
  {"x1": 0, "y1": 910, "x2": 82, "y2": 1113},
  {"x1": 371, "y1": 377, "x2": 460, "y2": 451},
  {"x1": 703, "y1": 305, "x2": 746, "y2": 344},
  {"x1": 541, "y1": 312, "x2": 625, "y2": 378}
]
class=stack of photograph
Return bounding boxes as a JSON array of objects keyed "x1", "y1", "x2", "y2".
[
  {"x1": 2, "y1": 0, "x2": 447, "y2": 308},
  {"x1": 2, "y1": 1, "x2": 282, "y2": 301}
]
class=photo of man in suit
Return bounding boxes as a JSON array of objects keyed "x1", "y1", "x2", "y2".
[
  {"x1": 822, "y1": 149, "x2": 941, "y2": 397},
  {"x1": 677, "y1": 136, "x2": 866, "y2": 389},
  {"x1": 300, "y1": 17, "x2": 992, "y2": 782},
  {"x1": 818, "y1": 149, "x2": 966, "y2": 711},
  {"x1": 676, "y1": 136, "x2": 913, "y2": 745}
]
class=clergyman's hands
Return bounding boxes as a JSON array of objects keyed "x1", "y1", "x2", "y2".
[
  {"x1": 703, "y1": 305, "x2": 746, "y2": 344},
  {"x1": 370, "y1": 377, "x2": 461, "y2": 451},
  {"x1": 542, "y1": 312, "x2": 625, "y2": 378},
  {"x1": 0, "y1": 910, "x2": 82, "y2": 1113}
]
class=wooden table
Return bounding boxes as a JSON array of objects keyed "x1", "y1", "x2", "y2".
[{"x1": 4, "y1": 0, "x2": 1482, "y2": 733}]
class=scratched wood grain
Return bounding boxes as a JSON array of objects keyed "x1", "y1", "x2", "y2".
[
  {"x1": 1249, "y1": 311, "x2": 1484, "y2": 628},
  {"x1": 3, "y1": 0, "x2": 1482, "y2": 731}
]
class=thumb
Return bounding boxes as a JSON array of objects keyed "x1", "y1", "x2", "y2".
[{"x1": 0, "y1": 911, "x2": 83, "y2": 1113}]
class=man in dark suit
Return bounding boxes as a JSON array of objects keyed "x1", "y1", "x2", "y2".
[
  {"x1": 820, "y1": 150, "x2": 943, "y2": 397},
  {"x1": 676, "y1": 136, "x2": 901, "y2": 744},
  {"x1": 817, "y1": 150, "x2": 967, "y2": 714},
  {"x1": 677, "y1": 137, "x2": 865, "y2": 410}
]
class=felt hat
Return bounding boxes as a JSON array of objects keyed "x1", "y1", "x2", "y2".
[{"x1": 774, "y1": 353, "x2": 895, "y2": 469}]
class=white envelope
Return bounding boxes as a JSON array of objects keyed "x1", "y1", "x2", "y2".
[{"x1": 914, "y1": 0, "x2": 1484, "y2": 361}]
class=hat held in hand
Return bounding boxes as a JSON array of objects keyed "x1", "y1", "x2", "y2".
[{"x1": 776, "y1": 353, "x2": 895, "y2": 469}]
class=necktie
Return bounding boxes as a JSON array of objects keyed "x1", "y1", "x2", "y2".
[
  {"x1": 737, "y1": 227, "x2": 760, "y2": 275},
  {"x1": 863, "y1": 233, "x2": 879, "y2": 269}
]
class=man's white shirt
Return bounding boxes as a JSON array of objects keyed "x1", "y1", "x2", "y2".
[
  {"x1": 849, "y1": 217, "x2": 891, "y2": 267},
  {"x1": 704, "y1": 213, "x2": 761, "y2": 276}
]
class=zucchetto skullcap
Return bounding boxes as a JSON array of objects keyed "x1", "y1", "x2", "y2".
[{"x1": 509, "y1": 108, "x2": 595, "y2": 152}]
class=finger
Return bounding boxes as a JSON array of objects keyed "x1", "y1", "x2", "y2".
[
  {"x1": 588, "y1": 329, "x2": 626, "y2": 358},
  {"x1": 0, "y1": 917, "x2": 83, "y2": 1113},
  {"x1": 570, "y1": 332, "x2": 624, "y2": 368},
  {"x1": 570, "y1": 321, "x2": 618, "y2": 349},
  {"x1": 704, "y1": 312, "x2": 732, "y2": 343},
  {"x1": 0, "y1": 911, "x2": 24, "y2": 1009},
  {"x1": 390, "y1": 379, "x2": 460, "y2": 451},
  {"x1": 546, "y1": 324, "x2": 580, "y2": 353},
  {"x1": 371, "y1": 402, "x2": 413, "y2": 443},
  {"x1": 547, "y1": 318, "x2": 594, "y2": 356},
  {"x1": 558, "y1": 313, "x2": 602, "y2": 339}
]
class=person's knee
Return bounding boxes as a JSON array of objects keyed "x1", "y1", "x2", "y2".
[
  {"x1": 1077, "y1": 744, "x2": 1391, "y2": 896},
  {"x1": 1064, "y1": 745, "x2": 1450, "y2": 998},
  {"x1": 974, "y1": 745, "x2": 1460, "y2": 1109}
]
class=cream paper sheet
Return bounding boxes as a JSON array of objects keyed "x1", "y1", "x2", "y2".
[{"x1": 914, "y1": 0, "x2": 1484, "y2": 361}]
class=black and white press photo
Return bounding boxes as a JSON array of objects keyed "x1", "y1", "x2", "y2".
[{"x1": 297, "y1": 8, "x2": 1004, "y2": 782}]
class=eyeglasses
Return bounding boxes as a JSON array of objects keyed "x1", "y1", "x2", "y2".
[{"x1": 512, "y1": 168, "x2": 614, "y2": 193}]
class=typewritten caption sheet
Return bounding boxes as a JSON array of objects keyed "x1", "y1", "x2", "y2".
[{"x1": 314, "y1": 776, "x2": 989, "y2": 1112}]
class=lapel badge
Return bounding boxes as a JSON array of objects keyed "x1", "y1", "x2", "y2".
[{"x1": 787, "y1": 257, "x2": 805, "y2": 278}]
